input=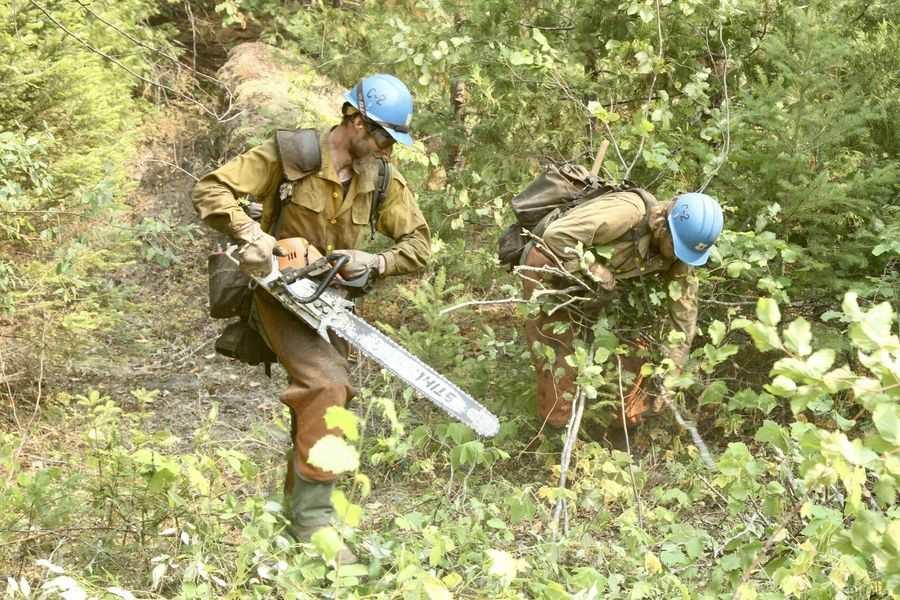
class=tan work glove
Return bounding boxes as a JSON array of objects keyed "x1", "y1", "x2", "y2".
[
  {"x1": 581, "y1": 261, "x2": 619, "y2": 314},
  {"x1": 586, "y1": 262, "x2": 616, "y2": 290},
  {"x1": 234, "y1": 222, "x2": 286, "y2": 277},
  {"x1": 332, "y1": 249, "x2": 385, "y2": 279}
]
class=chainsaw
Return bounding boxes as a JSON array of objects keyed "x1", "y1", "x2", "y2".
[{"x1": 227, "y1": 238, "x2": 499, "y2": 437}]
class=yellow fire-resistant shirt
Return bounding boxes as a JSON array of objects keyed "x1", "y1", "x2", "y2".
[
  {"x1": 541, "y1": 190, "x2": 699, "y2": 367},
  {"x1": 192, "y1": 130, "x2": 431, "y2": 277}
]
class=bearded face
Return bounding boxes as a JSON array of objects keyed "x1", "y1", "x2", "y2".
[
  {"x1": 347, "y1": 127, "x2": 382, "y2": 174},
  {"x1": 658, "y1": 229, "x2": 676, "y2": 258}
]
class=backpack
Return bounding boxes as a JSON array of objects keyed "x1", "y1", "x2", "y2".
[{"x1": 497, "y1": 162, "x2": 655, "y2": 269}]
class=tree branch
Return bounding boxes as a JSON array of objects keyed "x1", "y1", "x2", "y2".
[{"x1": 28, "y1": 0, "x2": 227, "y2": 120}]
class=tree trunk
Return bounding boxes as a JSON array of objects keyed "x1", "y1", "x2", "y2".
[{"x1": 447, "y1": 79, "x2": 467, "y2": 173}]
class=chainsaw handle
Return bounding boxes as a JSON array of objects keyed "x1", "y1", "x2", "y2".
[
  {"x1": 333, "y1": 265, "x2": 374, "y2": 293},
  {"x1": 284, "y1": 253, "x2": 349, "y2": 303}
]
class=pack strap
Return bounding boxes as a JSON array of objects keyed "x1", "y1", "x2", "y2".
[
  {"x1": 271, "y1": 129, "x2": 390, "y2": 243},
  {"x1": 275, "y1": 129, "x2": 322, "y2": 181},
  {"x1": 272, "y1": 129, "x2": 322, "y2": 238},
  {"x1": 369, "y1": 158, "x2": 391, "y2": 242},
  {"x1": 621, "y1": 188, "x2": 655, "y2": 241}
]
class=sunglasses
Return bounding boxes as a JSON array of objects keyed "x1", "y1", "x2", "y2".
[{"x1": 362, "y1": 117, "x2": 395, "y2": 149}]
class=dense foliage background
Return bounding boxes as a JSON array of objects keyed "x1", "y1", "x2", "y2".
[{"x1": 1, "y1": 0, "x2": 897, "y2": 598}]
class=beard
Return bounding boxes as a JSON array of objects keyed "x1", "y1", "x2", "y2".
[
  {"x1": 351, "y1": 154, "x2": 378, "y2": 175},
  {"x1": 347, "y1": 136, "x2": 379, "y2": 174}
]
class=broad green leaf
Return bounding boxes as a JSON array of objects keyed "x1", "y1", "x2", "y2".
[
  {"x1": 335, "y1": 564, "x2": 368, "y2": 578},
  {"x1": 331, "y1": 490, "x2": 362, "y2": 527},
  {"x1": 630, "y1": 580, "x2": 652, "y2": 599},
  {"x1": 851, "y1": 302, "x2": 900, "y2": 352},
  {"x1": 310, "y1": 527, "x2": 341, "y2": 561},
  {"x1": 720, "y1": 553, "x2": 741, "y2": 571},
  {"x1": 423, "y1": 577, "x2": 453, "y2": 600},
  {"x1": 186, "y1": 465, "x2": 209, "y2": 495},
  {"x1": 703, "y1": 343, "x2": 739, "y2": 368},
  {"x1": 708, "y1": 320, "x2": 727, "y2": 345},
  {"x1": 754, "y1": 420, "x2": 789, "y2": 453},
  {"x1": 668, "y1": 280, "x2": 683, "y2": 301},
  {"x1": 487, "y1": 549, "x2": 522, "y2": 585},
  {"x1": 324, "y1": 406, "x2": 359, "y2": 441},
  {"x1": 507, "y1": 493, "x2": 536, "y2": 523},
  {"x1": 717, "y1": 442, "x2": 755, "y2": 477},
  {"x1": 727, "y1": 260, "x2": 751, "y2": 277},
  {"x1": 308, "y1": 435, "x2": 360, "y2": 473},
  {"x1": 771, "y1": 357, "x2": 826, "y2": 381},
  {"x1": 744, "y1": 322, "x2": 782, "y2": 352},
  {"x1": 756, "y1": 298, "x2": 781, "y2": 327},
  {"x1": 509, "y1": 51, "x2": 533, "y2": 66},
  {"x1": 764, "y1": 375, "x2": 797, "y2": 398},
  {"x1": 660, "y1": 547, "x2": 688, "y2": 567},
  {"x1": 841, "y1": 292, "x2": 864, "y2": 320},
  {"x1": 644, "y1": 551, "x2": 662, "y2": 573},
  {"x1": 872, "y1": 403, "x2": 900, "y2": 445},
  {"x1": 638, "y1": 4, "x2": 655, "y2": 22},
  {"x1": 807, "y1": 349, "x2": 836, "y2": 374},
  {"x1": 442, "y1": 572, "x2": 463, "y2": 589},
  {"x1": 729, "y1": 388, "x2": 777, "y2": 414},
  {"x1": 784, "y1": 317, "x2": 813, "y2": 356},
  {"x1": 698, "y1": 380, "x2": 728, "y2": 406}
]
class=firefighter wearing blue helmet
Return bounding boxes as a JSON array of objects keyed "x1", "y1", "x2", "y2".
[
  {"x1": 520, "y1": 183, "x2": 724, "y2": 445},
  {"x1": 193, "y1": 74, "x2": 429, "y2": 564}
]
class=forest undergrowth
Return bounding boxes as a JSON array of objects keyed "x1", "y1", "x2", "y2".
[{"x1": 1, "y1": 1, "x2": 898, "y2": 599}]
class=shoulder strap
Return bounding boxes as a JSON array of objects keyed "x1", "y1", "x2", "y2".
[
  {"x1": 274, "y1": 129, "x2": 321, "y2": 181},
  {"x1": 368, "y1": 158, "x2": 391, "y2": 242},
  {"x1": 271, "y1": 129, "x2": 321, "y2": 238},
  {"x1": 624, "y1": 187, "x2": 656, "y2": 239}
]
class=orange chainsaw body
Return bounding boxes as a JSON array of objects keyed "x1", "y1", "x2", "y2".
[{"x1": 276, "y1": 237, "x2": 324, "y2": 272}]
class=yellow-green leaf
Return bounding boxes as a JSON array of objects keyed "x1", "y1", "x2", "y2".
[
  {"x1": 756, "y1": 297, "x2": 781, "y2": 327},
  {"x1": 324, "y1": 406, "x2": 359, "y2": 441},
  {"x1": 423, "y1": 577, "x2": 453, "y2": 600},
  {"x1": 308, "y1": 435, "x2": 360, "y2": 473},
  {"x1": 311, "y1": 526, "x2": 341, "y2": 561},
  {"x1": 331, "y1": 490, "x2": 363, "y2": 527}
]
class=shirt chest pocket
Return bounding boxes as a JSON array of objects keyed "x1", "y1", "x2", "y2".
[
  {"x1": 290, "y1": 181, "x2": 327, "y2": 213},
  {"x1": 351, "y1": 193, "x2": 373, "y2": 226}
]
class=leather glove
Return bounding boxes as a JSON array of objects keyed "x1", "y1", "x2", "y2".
[
  {"x1": 586, "y1": 262, "x2": 616, "y2": 290},
  {"x1": 580, "y1": 262, "x2": 619, "y2": 315},
  {"x1": 579, "y1": 287, "x2": 620, "y2": 316},
  {"x1": 234, "y1": 222, "x2": 286, "y2": 277},
  {"x1": 243, "y1": 201, "x2": 264, "y2": 221},
  {"x1": 332, "y1": 249, "x2": 385, "y2": 279}
]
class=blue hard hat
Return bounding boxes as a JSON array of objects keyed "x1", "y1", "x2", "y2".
[
  {"x1": 667, "y1": 193, "x2": 724, "y2": 266},
  {"x1": 345, "y1": 75, "x2": 414, "y2": 146}
]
